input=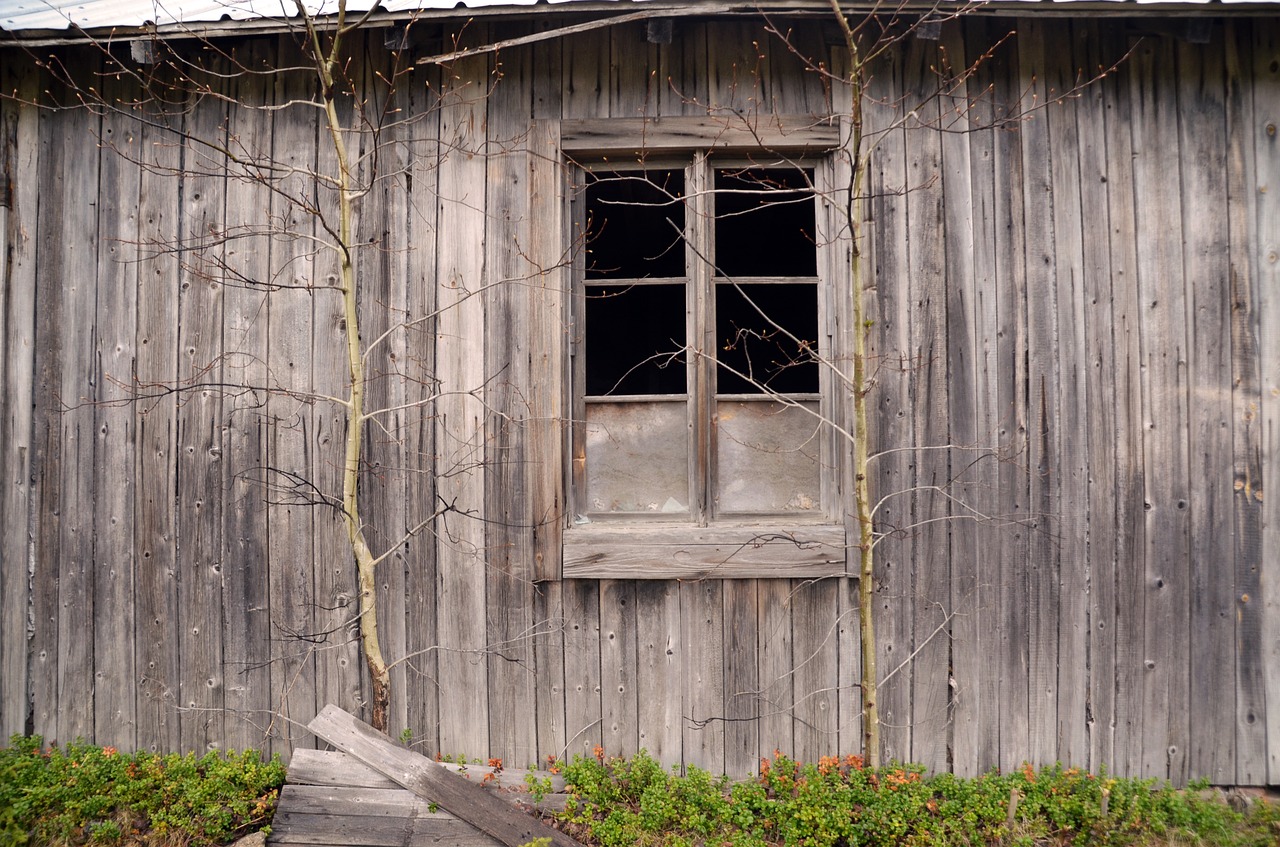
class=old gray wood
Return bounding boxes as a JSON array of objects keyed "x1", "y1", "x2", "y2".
[
  {"x1": 434, "y1": 27, "x2": 491, "y2": 758},
  {"x1": 91, "y1": 69, "x2": 142, "y2": 752},
  {"x1": 307, "y1": 705, "x2": 584, "y2": 847}
]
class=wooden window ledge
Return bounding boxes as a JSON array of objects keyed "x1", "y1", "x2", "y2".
[{"x1": 561, "y1": 523, "x2": 846, "y2": 580}]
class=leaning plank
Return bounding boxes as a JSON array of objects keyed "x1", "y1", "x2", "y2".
[{"x1": 307, "y1": 705, "x2": 585, "y2": 847}]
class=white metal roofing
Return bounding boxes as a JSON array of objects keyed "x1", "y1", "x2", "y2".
[{"x1": 1, "y1": 0, "x2": 1276, "y2": 33}]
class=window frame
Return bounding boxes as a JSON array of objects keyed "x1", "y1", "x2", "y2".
[{"x1": 539, "y1": 116, "x2": 852, "y2": 580}]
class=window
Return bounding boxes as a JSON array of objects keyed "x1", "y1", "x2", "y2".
[{"x1": 567, "y1": 154, "x2": 843, "y2": 549}]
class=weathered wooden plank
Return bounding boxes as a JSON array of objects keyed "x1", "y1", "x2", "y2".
[
  {"x1": 562, "y1": 580, "x2": 603, "y2": 760},
  {"x1": 265, "y1": 40, "x2": 319, "y2": 749},
  {"x1": 176, "y1": 64, "x2": 230, "y2": 753},
  {"x1": 835, "y1": 577, "x2": 861, "y2": 757},
  {"x1": 307, "y1": 705, "x2": 584, "y2": 847},
  {"x1": 1098, "y1": 21, "x2": 1147, "y2": 780},
  {"x1": 270, "y1": 811, "x2": 496, "y2": 847},
  {"x1": 402, "y1": 42, "x2": 443, "y2": 756},
  {"x1": 1045, "y1": 22, "x2": 1091, "y2": 771},
  {"x1": 903, "y1": 33, "x2": 951, "y2": 775},
  {"x1": 559, "y1": 116, "x2": 838, "y2": 156},
  {"x1": 680, "y1": 579, "x2": 724, "y2": 772},
  {"x1": 526, "y1": 115, "x2": 566, "y2": 762},
  {"x1": 0, "y1": 53, "x2": 39, "y2": 740},
  {"x1": 485, "y1": 25, "x2": 538, "y2": 768},
  {"x1": 1176, "y1": 33, "x2": 1237, "y2": 785},
  {"x1": 1252, "y1": 21, "x2": 1280, "y2": 786},
  {"x1": 288, "y1": 748, "x2": 568, "y2": 792},
  {"x1": 939, "y1": 19, "x2": 982, "y2": 778},
  {"x1": 561, "y1": 26, "x2": 608, "y2": 121},
  {"x1": 288, "y1": 748, "x2": 402, "y2": 789},
  {"x1": 91, "y1": 68, "x2": 142, "y2": 751},
  {"x1": 791, "y1": 579, "x2": 838, "y2": 762},
  {"x1": 864, "y1": 38, "x2": 913, "y2": 768},
  {"x1": 610, "y1": 21, "x2": 658, "y2": 119},
  {"x1": 635, "y1": 580, "x2": 682, "y2": 765},
  {"x1": 1017, "y1": 19, "x2": 1062, "y2": 771},
  {"x1": 278, "y1": 784, "x2": 442, "y2": 818},
  {"x1": 755, "y1": 579, "x2": 793, "y2": 759},
  {"x1": 563, "y1": 524, "x2": 846, "y2": 579},
  {"x1": 722, "y1": 579, "x2": 758, "y2": 777},
  {"x1": 219, "y1": 36, "x2": 275, "y2": 755},
  {"x1": 1072, "y1": 19, "x2": 1121, "y2": 776},
  {"x1": 991, "y1": 25, "x2": 1032, "y2": 774},
  {"x1": 770, "y1": 22, "x2": 828, "y2": 116},
  {"x1": 1224, "y1": 19, "x2": 1268, "y2": 787},
  {"x1": 28, "y1": 81, "x2": 64, "y2": 741},
  {"x1": 434, "y1": 28, "x2": 491, "y2": 757},
  {"x1": 134, "y1": 82, "x2": 183, "y2": 754},
  {"x1": 952, "y1": 18, "x2": 998, "y2": 777},
  {"x1": 707, "y1": 20, "x2": 769, "y2": 123},
  {"x1": 673, "y1": 20, "x2": 708, "y2": 117},
  {"x1": 1129, "y1": 33, "x2": 1193, "y2": 783},
  {"x1": 52, "y1": 57, "x2": 102, "y2": 747},
  {"x1": 599, "y1": 579, "x2": 639, "y2": 759}
]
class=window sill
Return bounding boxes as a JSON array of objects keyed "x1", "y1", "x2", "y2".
[{"x1": 562, "y1": 522, "x2": 847, "y2": 580}]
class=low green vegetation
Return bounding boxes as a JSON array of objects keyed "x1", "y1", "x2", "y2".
[
  {"x1": 556, "y1": 751, "x2": 1279, "y2": 847},
  {"x1": 0, "y1": 736, "x2": 285, "y2": 847}
]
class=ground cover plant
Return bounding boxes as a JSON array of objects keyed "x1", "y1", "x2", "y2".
[
  {"x1": 555, "y1": 750, "x2": 1280, "y2": 847},
  {"x1": 0, "y1": 736, "x2": 285, "y2": 847}
]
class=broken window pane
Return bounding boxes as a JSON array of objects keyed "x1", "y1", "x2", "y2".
[
  {"x1": 715, "y1": 282, "x2": 818, "y2": 394},
  {"x1": 585, "y1": 169, "x2": 686, "y2": 280},
  {"x1": 715, "y1": 400, "x2": 821, "y2": 514},
  {"x1": 586, "y1": 283, "x2": 687, "y2": 395},
  {"x1": 586, "y1": 400, "x2": 690, "y2": 515},
  {"x1": 714, "y1": 168, "x2": 816, "y2": 278}
]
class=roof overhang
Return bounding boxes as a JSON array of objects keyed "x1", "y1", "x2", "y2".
[{"x1": 2, "y1": 0, "x2": 1277, "y2": 45}]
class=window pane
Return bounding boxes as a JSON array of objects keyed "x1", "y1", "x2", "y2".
[
  {"x1": 716, "y1": 283, "x2": 818, "y2": 394},
  {"x1": 714, "y1": 168, "x2": 816, "y2": 278},
  {"x1": 585, "y1": 170, "x2": 686, "y2": 279},
  {"x1": 716, "y1": 400, "x2": 821, "y2": 514},
  {"x1": 586, "y1": 283, "x2": 687, "y2": 396},
  {"x1": 586, "y1": 401, "x2": 690, "y2": 515}
]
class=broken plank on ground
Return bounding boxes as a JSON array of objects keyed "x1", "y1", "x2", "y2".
[
  {"x1": 288, "y1": 747, "x2": 566, "y2": 793},
  {"x1": 306, "y1": 704, "x2": 584, "y2": 847}
]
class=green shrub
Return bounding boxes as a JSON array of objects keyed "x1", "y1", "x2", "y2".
[
  {"x1": 0, "y1": 735, "x2": 286, "y2": 847},
  {"x1": 559, "y1": 751, "x2": 1279, "y2": 847}
]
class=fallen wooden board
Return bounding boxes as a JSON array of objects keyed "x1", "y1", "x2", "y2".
[
  {"x1": 289, "y1": 746, "x2": 567, "y2": 792},
  {"x1": 270, "y1": 809, "x2": 497, "y2": 847},
  {"x1": 307, "y1": 705, "x2": 584, "y2": 847}
]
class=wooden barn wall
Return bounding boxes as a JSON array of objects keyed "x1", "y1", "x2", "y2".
[{"x1": 0, "y1": 15, "x2": 1276, "y2": 787}]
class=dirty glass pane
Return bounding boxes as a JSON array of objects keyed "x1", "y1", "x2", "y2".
[
  {"x1": 715, "y1": 400, "x2": 821, "y2": 514},
  {"x1": 586, "y1": 401, "x2": 689, "y2": 515},
  {"x1": 586, "y1": 283, "x2": 687, "y2": 395},
  {"x1": 586, "y1": 169, "x2": 686, "y2": 279},
  {"x1": 714, "y1": 168, "x2": 816, "y2": 278},
  {"x1": 716, "y1": 283, "x2": 818, "y2": 394}
]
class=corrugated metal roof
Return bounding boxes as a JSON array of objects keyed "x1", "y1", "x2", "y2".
[
  {"x1": 0, "y1": 0, "x2": 564, "y2": 32},
  {"x1": 1, "y1": 0, "x2": 1276, "y2": 33}
]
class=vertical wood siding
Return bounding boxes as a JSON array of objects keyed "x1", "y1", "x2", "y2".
[{"x1": 0, "y1": 16, "x2": 1275, "y2": 786}]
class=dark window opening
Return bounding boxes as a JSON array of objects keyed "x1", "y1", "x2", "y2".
[
  {"x1": 716, "y1": 283, "x2": 818, "y2": 394},
  {"x1": 585, "y1": 170, "x2": 686, "y2": 280},
  {"x1": 714, "y1": 168, "x2": 816, "y2": 278},
  {"x1": 586, "y1": 283, "x2": 687, "y2": 395}
]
